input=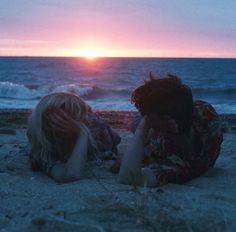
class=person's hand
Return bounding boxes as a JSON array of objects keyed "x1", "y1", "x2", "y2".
[{"x1": 47, "y1": 109, "x2": 88, "y2": 138}]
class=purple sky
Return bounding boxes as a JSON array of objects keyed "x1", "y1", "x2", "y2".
[{"x1": 0, "y1": 0, "x2": 236, "y2": 57}]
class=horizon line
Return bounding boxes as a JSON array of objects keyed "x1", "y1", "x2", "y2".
[{"x1": 0, "y1": 55, "x2": 236, "y2": 59}]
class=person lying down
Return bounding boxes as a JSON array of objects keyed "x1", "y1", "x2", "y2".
[
  {"x1": 117, "y1": 74, "x2": 223, "y2": 187},
  {"x1": 27, "y1": 92, "x2": 120, "y2": 182}
]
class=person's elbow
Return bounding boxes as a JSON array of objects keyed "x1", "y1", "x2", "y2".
[
  {"x1": 118, "y1": 168, "x2": 157, "y2": 187},
  {"x1": 117, "y1": 169, "x2": 142, "y2": 186},
  {"x1": 141, "y1": 168, "x2": 157, "y2": 187},
  {"x1": 117, "y1": 171, "x2": 130, "y2": 185},
  {"x1": 51, "y1": 164, "x2": 82, "y2": 183}
]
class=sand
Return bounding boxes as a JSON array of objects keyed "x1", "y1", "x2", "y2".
[{"x1": 0, "y1": 110, "x2": 236, "y2": 231}]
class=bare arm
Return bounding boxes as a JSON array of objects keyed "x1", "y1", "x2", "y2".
[
  {"x1": 118, "y1": 117, "x2": 157, "y2": 187},
  {"x1": 47, "y1": 110, "x2": 90, "y2": 183},
  {"x1": 51, "y1": 130, "x2": 88, "y2": 183}
]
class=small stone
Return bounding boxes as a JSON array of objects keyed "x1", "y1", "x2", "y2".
[
  {"x1": 6, "y1": 165, "x2": 15, "y2": 172},
  {"x1": 55, "y1": 210, "x2": 66, "y2": 219},
  {"x1": 14, "y1": 144, "x2": 21, "y2": 148},
  {"x1": 156, "y1": 188, "x2": 164, "y2": 193},
  {"x1": 31, "y1": 217, "x2": 46, "y2": 228}
]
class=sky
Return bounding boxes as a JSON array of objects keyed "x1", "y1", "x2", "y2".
[{"x1": 0, "y1": 0, "x2": 236, "y2": 58}]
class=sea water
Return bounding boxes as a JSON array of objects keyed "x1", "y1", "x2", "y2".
[{"x1": 0, "y1": 57, "x2": 236, "y2": 114}]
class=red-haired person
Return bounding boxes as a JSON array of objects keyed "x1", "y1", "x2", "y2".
[{"x1": 118, "y1": 74, "x2": 223, "y2": 187}]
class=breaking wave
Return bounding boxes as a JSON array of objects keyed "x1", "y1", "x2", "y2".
[{"x1": 0, "y1": 82, "x2": 130, "y2": 100}]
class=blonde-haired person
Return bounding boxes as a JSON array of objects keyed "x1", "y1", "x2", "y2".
[{"x1": 27, "y1": 92, "x2": 120, "y2": 182}]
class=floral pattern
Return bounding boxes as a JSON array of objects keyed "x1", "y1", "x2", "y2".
[{"x1": 144, "y1": 100, "x2": 223, "y2": 186}]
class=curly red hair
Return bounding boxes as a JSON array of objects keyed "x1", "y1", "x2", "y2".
[{"x1": 131, "y1": 73, "x2": 194, "y2": 134}]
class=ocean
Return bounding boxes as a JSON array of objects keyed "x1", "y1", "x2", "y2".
[{"x1": 0, "y1": 57, "x2": 235, "y2": 114}]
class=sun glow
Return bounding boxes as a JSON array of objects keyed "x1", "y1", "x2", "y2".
[{"x1": 81, "y1": 49, "x2": 99, "y2": 59}]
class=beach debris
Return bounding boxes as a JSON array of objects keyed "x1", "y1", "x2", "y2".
[{"x1": 31, "y1": 217, "x2": 46, "y2": 230}]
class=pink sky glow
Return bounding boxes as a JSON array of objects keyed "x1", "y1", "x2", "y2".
[{"x1": 0, "y1": 1, "x2": 236, "y2": 58}]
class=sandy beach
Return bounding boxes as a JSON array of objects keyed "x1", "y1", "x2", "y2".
[{"x1": 0, "y1": 110, "x2": 236, "y2": 231}]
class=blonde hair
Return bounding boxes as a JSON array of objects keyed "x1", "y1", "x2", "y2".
[{"x1": 27, "y1": 92, "x2": 95, "y2": 168}]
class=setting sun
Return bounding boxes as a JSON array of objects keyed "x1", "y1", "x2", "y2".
[{"x1": 81, "y1": 49, "x2": 99, "y2": 59}]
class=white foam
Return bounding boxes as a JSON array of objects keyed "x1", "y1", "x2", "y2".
[
  {"x1": 0, "y1": 82, "x2": 95, "y2": 101},
  {"x1": 0, "y1": 82, "x2": 44, "y2": 99},
  {"x1": 52, "y1": 84, "x2": 93, "y2": 97},
  {"x1": 0, "y1": 97, "x2": 135, "y2": 111},
  {"x1": 0, "y1": 82, "x2": 235, "y2": 113}
]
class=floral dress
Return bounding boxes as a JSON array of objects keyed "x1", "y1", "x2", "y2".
[
  {"x1": 28, "y1": 112, "x2": 121, "y2": 176},
  {"x1": 144, "y1": 100, "x2": 223, "y2": 185}
]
